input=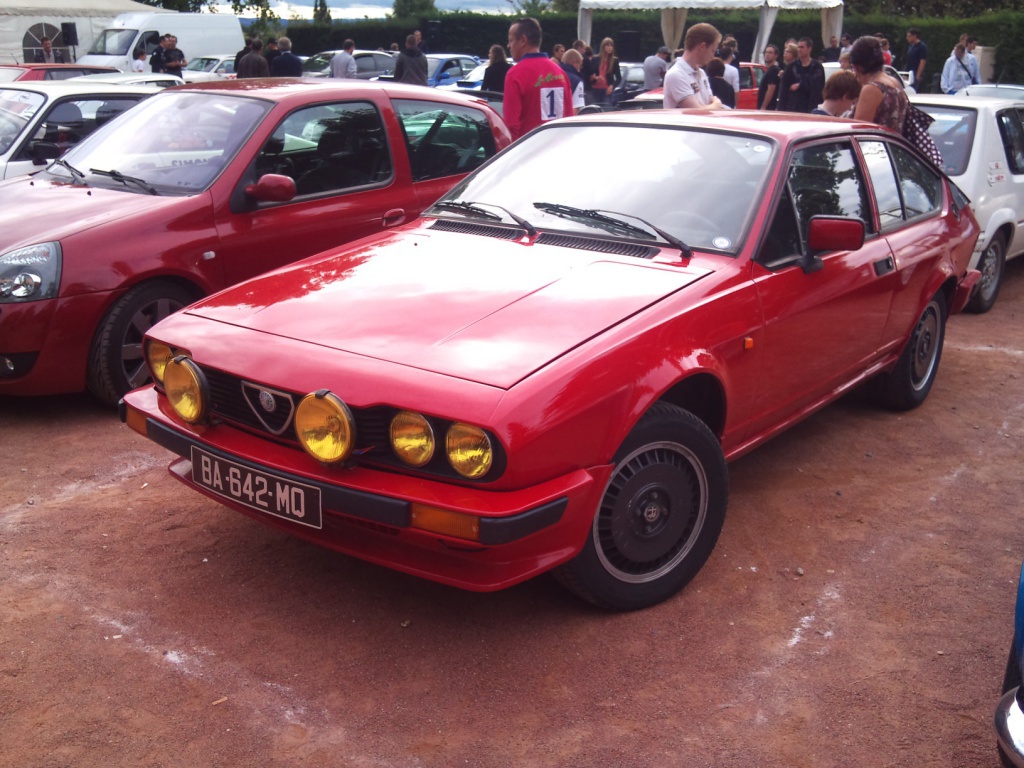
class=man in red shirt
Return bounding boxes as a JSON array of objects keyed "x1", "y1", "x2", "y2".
[{"x1": 504, "y1": 17, "x2": 574, "y2": 141}]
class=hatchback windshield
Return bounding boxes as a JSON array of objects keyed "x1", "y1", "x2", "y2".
[
  {"x1": 432, "y1": 123, "x2": 775, "y2": 254},
  {"x1": 0, "y1": 88, "x2": 44, "y2": 154},
  {"x1": 46, "y1": 91, "x2": 271, "y2": 195}
]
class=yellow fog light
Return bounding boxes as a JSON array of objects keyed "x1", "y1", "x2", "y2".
[
  {"x1": 390, "y1": 411, "x2": 435, "y2": 467},
  {"x1": 295, "y1": 390, "x2": 355, "y2": 464},
  {"x1": 410, "y1": 503, "x2": 480, "y2": 542},
  {"x1": 164, "y1": 356, "x2": 207, "y2": 424},
  {"x1": 146, "y1": 340, "x2": 175, "y2": 385},
  {"x1": 446, "y1": 423, "x2": 492, "y2": 479}
]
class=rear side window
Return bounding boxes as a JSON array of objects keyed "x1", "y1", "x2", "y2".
[
  {"x1": 393, "y1": 99, "x2": 498, "y2": 181},
  {"x1": 924, "y1": 105, "x2": 976, "y2": 176},
  {"x1": 859, "y1": 139, "x2": 942, "y2": 228},
  {"x1": 997, "y1": 109, "x2": 1024, "y2": 174}
]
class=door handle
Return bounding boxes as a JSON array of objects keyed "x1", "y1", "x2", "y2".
[
  {"x1": 873, "y1": 256, "x2": 895, "y2": 276},
  {"x1": 382, "y1": 208, "x2": 406, "y2": 228}
]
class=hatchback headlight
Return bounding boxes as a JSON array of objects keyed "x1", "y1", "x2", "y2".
[
  {"x1": 295, "y1": 391, "x2": 355, "y2": 464},
  {"x1": 446, "y1": 423, "x2": 493, "y2": 479},
  {"x1": 0, "y1": 242, "x2": 62, "y2": 303},
  {"x1": 390, "y1": 411, "x2": 435, "y2": 467}
]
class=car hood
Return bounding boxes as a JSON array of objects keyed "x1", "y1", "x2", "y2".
[
  {"x1": 185, "y1": 228, "x2": 711, "y2": 389},
  {"x1": 0, "y1": 176, "x2": 180, "y2": 249}
]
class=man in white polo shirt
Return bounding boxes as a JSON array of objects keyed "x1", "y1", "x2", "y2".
[{"x1": 663, "y1": 23, "x2": 724, "y2": 109}]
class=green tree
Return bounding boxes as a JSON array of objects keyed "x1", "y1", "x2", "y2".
[
  {"x1": 390, "y1": 0, "x2": 438, "y2": 18},
  {"x1": 506, "y1": 0, "x2": 551, "y2": 14},
  {"x1": 313, "y1": 0, "x2": 332, "y2": 23},
  {"x1": 550, "y1": 0, "x2": 580, "y2": 11}
]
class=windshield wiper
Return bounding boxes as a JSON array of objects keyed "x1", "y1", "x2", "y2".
[
  {"x1": 533, "y1": 202, "x2": 691, "y2": 258},
  {"x1": 89, "y1": 168, "x2": 159, "y2": 195},
  {"x1": 432, "y1": 200, "x2": 537, "y2": 237},
  {"x1": 51, "y1": 157, "x2": 86, "y2": 182}
]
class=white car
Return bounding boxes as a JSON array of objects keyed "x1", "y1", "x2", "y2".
[
  {"x1": 69, "y1": 72, "x2": 184, "y2": 88},
  {"x1": 0, "y1": 81, "x2": 155, "y2": 180},
  {"x1": 913, "y1": 94, "x2": 1024, "y2": 312},
  {"x1": 182, "y1": 55, "x2": 237, "y2": 83},
  {"x1": 823, "y1": 62, "x2": 915, "y2": 93}
]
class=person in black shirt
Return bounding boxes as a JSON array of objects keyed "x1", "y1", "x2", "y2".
[
  {"x1": 481, "y1": 44, "x2": 511, "y2": 92},
  {"x1": 705, "y1": 58, "x2": 735, "y2": 108},
  {"x1": 777, "y1": 37, "x2": 825, "y2": 113},
  {"x1": 758, "y1": 44, "x2": 781, "y2": 109}
]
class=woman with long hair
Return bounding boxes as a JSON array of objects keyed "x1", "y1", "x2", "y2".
[
  {"x1": 586, "y1": 37, "x2": 621, "y2": 105},
  {"x1": 850, "y1": 35, "x2": 907, "y2": 131},
  {"x1": 481, "y1": 43, "x2": 512, "y2": 93}
]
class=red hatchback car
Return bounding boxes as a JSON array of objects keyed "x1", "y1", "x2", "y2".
[
  {"x1": 122, "y1": 111, "x2": 980, "y2": 610},
  {"x1": 0, "y1": 64, "x2": 120, "y2": 82},
  {"x1": 0, "y1": 79, "x2": 510, "y2": 403}
]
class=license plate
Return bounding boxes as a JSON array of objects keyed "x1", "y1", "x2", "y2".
[{"x1": 190, "y1": 447, "x2": 323, "y2": 529}]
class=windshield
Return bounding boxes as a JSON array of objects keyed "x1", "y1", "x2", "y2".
[
  {"x1": 88, "y1": 28, "x2": 138, "y2": 56},
  {"x1": 47, "y1": 91, "x2": 271, "y2": 195},
  {"x1": 0, "y1": 88, "x2": 45, "y2": 154},
  {"x1": 303, "y1": 53, "x2": 334, "y2": 73},
  {"x1": 186, "y1": 58, "x2": 219, "y2": 72},
  {"x1": 434, "y1": 123, "x2": 775, "y2": 254}
]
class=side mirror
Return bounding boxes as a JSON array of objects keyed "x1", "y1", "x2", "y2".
[
  {"x1": 31, "y1": 141, "x2": 62, "y2": 165},
  {"x1": 803, "y1": 216, "x2": 865, "y2": 273},
  {"x1": 245, "y1": 173, "x2": 296, "y2": 203},
  {"x1": 808, "y1": 215, "x2": 864, "y2": 250}
]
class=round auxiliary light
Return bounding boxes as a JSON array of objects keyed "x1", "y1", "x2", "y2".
[
  {"x1": 446, "y1": 423, "x2": 493, "y2": 479},
  {"x1": 295, "y1": 390, "x2": 355, "y2": 464},
  {"x1": 164, "y1": 356, "x2": 208, "y2": 424},
  {"x1": 390, "y1": 411, "x2": 435, "y2": 467},
  {"x1": 146, "y1": 341, "x2": 175, "y2": 385}
]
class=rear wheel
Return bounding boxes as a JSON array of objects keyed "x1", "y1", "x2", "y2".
[
  {"x1": 870, "y1": 291, "x2": 946, "y2": 411},
  {"x1": 554, "y1": 403, "x2": 728, "y2": 611},
  {"x1": 87, "y1": 281, "x2": 196, "y2": 406},
  {"x1": 967, "y1": 232, "x2": 1006, "y2": 314}
]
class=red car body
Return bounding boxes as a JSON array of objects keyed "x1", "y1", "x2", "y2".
[
  {"x1": 122, "y1": 111, "x2": 981, "y2": 610},
  {"x1": 0, "y1": 79, "x2": 510, "y2": 403},
  {"x1": 0, "y1": 64, "x2": 120, "y2": 81}
]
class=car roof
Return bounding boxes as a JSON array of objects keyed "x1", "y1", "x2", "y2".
[
  {"x1": 427, "y1": 53, "x2": 477, "y2": 60},
  {"x1": 162, "y1": 77, "x2": 501, "y2": 107},
  {"x1": 911, "y1": 93, "x2": 1024, "y2": 110},
  {"x1": 562, "y1": 108, "x2": 901, "y2": 142},
  {"x1": 0, "y1": 63, "x2": 118, "y2": 72},
  {"x1": 0, "y1": 80, "x2": 159, "y2": 96}
]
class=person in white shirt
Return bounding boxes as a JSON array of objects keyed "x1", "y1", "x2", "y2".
[
  {"x1": 941, "y1": 44, "x2": 975, "y2": 94},
  {"x1": 130, "y1": 48, "x2": 147, "y2": 73},
  {"x1": 331, "y1": 39, "x2": 358, "y2": 78},
  {"x1": 663, "y1": 23, "x2": 723, "y2": 109}
]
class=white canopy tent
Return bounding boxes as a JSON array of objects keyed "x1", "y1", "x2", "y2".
[
  {"x1": 0, "y1": 0, "x2": 170, "y2": 65},
  {"x1": 577, "y1": 0, "x2": 843, "y2": 64}
]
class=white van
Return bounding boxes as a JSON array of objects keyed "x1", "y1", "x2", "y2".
[{"x1": 78, "y1": 13, "x2": 243, "y2": 73}]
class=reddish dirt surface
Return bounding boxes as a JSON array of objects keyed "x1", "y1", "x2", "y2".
[{"x1": 3, "y1": 262, "x2": 1024, "y2": 767}]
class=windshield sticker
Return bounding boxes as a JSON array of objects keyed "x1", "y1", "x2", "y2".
[{"x1": 712, "y1": 237, "x2": 731, "y2": 250}]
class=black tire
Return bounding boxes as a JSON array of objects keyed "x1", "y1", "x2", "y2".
[
  {"x1": 967, "y1": 232, "x2": 1006, "y2": 314},
  {"x1": 554, "y1": 402, "x2": 728, "y2": 611},
  {"x1": 870, "y1": 291, "x2": 947, "y2": 411},
  {"x1": 87, "y1": 281, "x2": 196, "y2": 406}
]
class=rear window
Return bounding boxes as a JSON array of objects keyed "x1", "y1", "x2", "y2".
[{"x1": 920, "y1": 105, "x2": 977, "y2": 176}]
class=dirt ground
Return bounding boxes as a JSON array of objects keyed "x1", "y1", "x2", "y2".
[{"x1": 3, "y1": 261, "x2": 1024, "y2": 768}]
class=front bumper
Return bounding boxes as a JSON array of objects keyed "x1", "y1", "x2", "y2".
[
  {"x1": 121, "y1": 386, "x2": 611, "y2": 592},
  {"x1": 996, "y1": 687, "x2": 1024, "y2": 767}
]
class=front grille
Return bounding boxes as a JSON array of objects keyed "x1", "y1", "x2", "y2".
[{"x1": 535, "y1": 232, "x2": 659, "y2": 259}]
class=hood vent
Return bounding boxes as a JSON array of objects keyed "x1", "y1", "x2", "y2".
[
  {"x1": 535, "y1": 233, "x2": 659, "y2": 259},
  {"x1": 429, "y1": 219, "x2": 525, "y2": 240}
]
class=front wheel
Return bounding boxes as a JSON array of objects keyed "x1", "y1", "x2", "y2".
[
  {"x1": 967, "y1": 232, "x2": 1006, "y2": 314},
  {"x1": 869, "y1": 291, "x2": 947, "y2": 411},
  {"x1": 87, "y1": 281, "x2": 197, "y2": 406},
  {"x1": 554, "y1": 403, "x2": 728, "y2": 611}
]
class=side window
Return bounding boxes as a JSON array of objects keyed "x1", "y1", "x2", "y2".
[
  {"x1": 788, "y1": 142, "x2": 874, "y2": 243},
  {"x1": 997, "y1": 109, "x2": 1024, "y2": 174},
  {"x1": 393, "y1": 99, "x2": 498, "y2": 181},
  {"x1": 356, "y1": 56, "x2": 376, "y2": 75},
  {"x1": 141, "y1": 31, "x2": 162, "y2": 56},
  {"x1": 860, "y1": 140, "x2": 903, "y2": 229},
  {"x1": 890, "y1": 144, "x2": 942, "y2": 218},
  {"x1": 739, "y1": 67, "x2": 752, "y2": 90},
  {"x1": 255, "y1": 101, "x2": 392, "y2": 197}
]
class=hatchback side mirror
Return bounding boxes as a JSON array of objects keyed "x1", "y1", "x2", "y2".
[
  {"x1": 803, "y1": 216, "x2": 865, "y2": 273},
  {"x1": 245, "y1": 173, "x2": 296, "y2": 203},
  {"x1": 31, "y1": 141, "x2": 62, "y2": 165}
]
